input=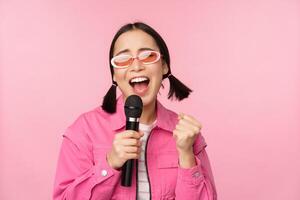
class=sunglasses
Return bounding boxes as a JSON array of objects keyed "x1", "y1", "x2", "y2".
[{"x1": 111, "y1": 50, "x2": 161, "y2": 69}]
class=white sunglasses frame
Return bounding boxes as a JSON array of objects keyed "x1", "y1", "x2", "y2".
[{"x1": 110, "y1": 50, "x2": 161, "y2": 69}]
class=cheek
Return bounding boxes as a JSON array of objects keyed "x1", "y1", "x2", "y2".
[
  {"x1": 148, "y1": 69, "x2": 164, "y2": 92},
  {"x1": 113, "y1": 70, "x2": 126, "y2": 82},
  {"x1": 113, "y1": 71, "x2": 130, "y2": 93},
  {"x1": 150, "y1": 65, "x2": 164, "y2": 81}
]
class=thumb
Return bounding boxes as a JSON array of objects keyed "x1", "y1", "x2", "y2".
[
  {"x1": 139, "y1": 131, "x2": 144, "y2": 137},
  {"x1": 178, "y1": 112, "x2": 184, "y2": 119}
]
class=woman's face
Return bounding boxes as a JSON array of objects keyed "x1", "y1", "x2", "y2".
[{"x1": 112, "y1": 29, "x2": 168, "y2": 107}]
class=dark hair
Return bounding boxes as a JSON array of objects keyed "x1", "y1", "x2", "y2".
[{"x1": 102, "y1": 22, "x2": 192, "y2": 113}]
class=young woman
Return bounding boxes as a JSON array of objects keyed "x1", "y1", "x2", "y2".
[{"x1": 53, "y1": 22, "x2": 217, "y2": 200}]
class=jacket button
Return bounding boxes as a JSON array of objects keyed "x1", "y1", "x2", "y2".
[
  {"x1": 101, "y1": 170, "x2": 108, "y2": 177},
  {"x1": 192, "y1": 171, "x2": 201, "y2": 178}
]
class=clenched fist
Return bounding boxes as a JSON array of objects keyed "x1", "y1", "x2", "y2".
[{"x1": 173, "y1": 113, "x2": 202, "y2": 157}]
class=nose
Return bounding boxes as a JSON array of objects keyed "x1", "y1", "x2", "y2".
[{"x1": 129, "y1": 57, "x2": 144, "y2": 71}]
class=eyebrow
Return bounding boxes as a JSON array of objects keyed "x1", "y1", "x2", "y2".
[{"x1": 115, "y1": 47, "x2": 155, "y2": 56}]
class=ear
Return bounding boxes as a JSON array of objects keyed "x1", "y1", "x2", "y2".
[{"x1": 162, "y1": 62, "x2": 169, "y2": 75}]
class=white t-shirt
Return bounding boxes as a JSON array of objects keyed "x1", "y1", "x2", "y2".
[{"x1": 137, "y1": 121, "x2": 156, "y2": 200}]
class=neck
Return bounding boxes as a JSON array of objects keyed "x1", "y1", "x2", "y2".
[{"x1": 140, "y1": 100, "x2": 156, "y2": 125}]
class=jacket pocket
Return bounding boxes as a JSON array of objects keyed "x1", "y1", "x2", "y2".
[{"x1": 157, "y1": 151, "x2": 179, "y2": 169}]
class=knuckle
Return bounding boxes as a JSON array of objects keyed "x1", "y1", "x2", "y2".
[
  {"x1": 189, "y1": 130, "x2": 195, "y2": 136},
  {"x1": 135, "y1": 139, "x2": 139, "y2": 145},
  {"x1": 126, "y1": 131, "x2": 131, "y2": 137},
  {"x1": 131, "y1": 131, "x2": 135, "y2": 136}
]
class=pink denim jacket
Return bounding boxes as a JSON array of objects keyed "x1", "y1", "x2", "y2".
[{"x1": 53, "y1": 96, "x2": 217, "y2": 200}]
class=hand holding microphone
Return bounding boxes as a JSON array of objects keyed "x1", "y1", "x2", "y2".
[
  {"x1": 107, "y1": 130, "x2": 143, "y2": 170},
  {"x1": 106, "y1": 95, "x2": 143, "y2": 187}
]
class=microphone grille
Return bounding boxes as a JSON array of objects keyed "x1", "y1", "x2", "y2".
[{"x1": 124, "y1": 95, "x2": 143, "y2": 118}]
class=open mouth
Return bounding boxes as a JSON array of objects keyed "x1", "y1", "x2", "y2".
[
  {"x1": 129, "y1": 76, "x2": 150, "y2": 95},
  {"x1": 129, "y1": 76, "x2": 150, "y2": 86}
]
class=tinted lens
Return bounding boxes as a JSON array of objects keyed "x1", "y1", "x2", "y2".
[
  {"x1": 112, "y1": 54, "x2": 132, "y2": 67},
  {"x1": 139, "y1": 51, "x2": 159, "y2": 64}
]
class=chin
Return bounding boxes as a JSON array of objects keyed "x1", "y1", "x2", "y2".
[
  {"x1": 122, "y1": 87, "x2": 157, "y2": 107},
  {"x1": 139, "y1": 94, "x2": 157, "y2": 108}
]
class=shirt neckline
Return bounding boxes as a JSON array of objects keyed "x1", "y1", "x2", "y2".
[{"x1": 139, "y1": 119, "x2": 157, "y2": 131}]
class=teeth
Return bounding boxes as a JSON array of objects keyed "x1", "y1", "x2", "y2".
[{"x1": 130, "y1": 77, "x2": 148, "y2": 83}]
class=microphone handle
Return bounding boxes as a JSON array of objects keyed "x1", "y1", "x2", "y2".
[{"x1": 121, "y1": 120, "x2": 139, "y2": 187}]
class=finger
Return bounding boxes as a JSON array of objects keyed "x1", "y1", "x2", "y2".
[
  {"x1": 175, "y1": 123, "x2": 188, "y2": 132},
  {"x1": 138, "y1": 131, "x2": 145, "y2": 137},
  {"x1": 180, "y1": 114, "x2": 202, "y2": 128},
  {"x1": 183, "y1": 115, "x2": 202, "y2": 128},
  {"x1": 121, "y1": 139, "x2": 141, "y2": 146},
  {"x1": 178, "y1": 113, "x2": 199, "y2": 127},
  {"x1": 124, "y1": 146, "x2": 140, "y2": 153},
  {"x1": 178, "y1": 119, "x2": 201, "y2": 133},
  {"x1": 121, "y1": 131, "x2": 143, "y2": 139},
  {"x1": 125, "y1": 153, "x2": 140, "y2": 160},
  {"x1": 178, "y1": 112, "x2": 185, "y2": 120},
  {"x1": 175, "y1": 125, "x2": 196, "y2": 137},
  {"x1": 173, "y1": 129, "x2": 194, "y2": 141}
]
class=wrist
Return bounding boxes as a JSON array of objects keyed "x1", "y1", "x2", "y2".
[
  {"x1": 178, "y1": 150, "x2": 196, "y2": 168},
  {"x1": 177, "y1": 147, "x2": 193, "y2": 156},
  {"x1": 106, "y1": 152, "x2": 121, "y2": 171}
]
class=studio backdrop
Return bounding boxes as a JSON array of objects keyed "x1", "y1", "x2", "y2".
[{"x1": 1, "y1": 0, "x2": 300, "y2": 199}]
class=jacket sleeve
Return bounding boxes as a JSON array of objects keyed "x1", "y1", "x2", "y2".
[
  {"x1": 175, "y1": 135, "x2": 217, "y2": 200},
  {"x1": 53, "y1": 116, "x2": 121, "y2": 200}
]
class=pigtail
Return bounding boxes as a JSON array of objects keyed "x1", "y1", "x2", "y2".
[
  {"x1": 101, "y1": 82, "x2": 117, "y2": 113},
  {"x1": 167, "y1": 74, "x2": 192, "y2": 100}
]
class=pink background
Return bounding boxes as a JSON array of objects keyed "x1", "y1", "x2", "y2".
[{"x1": 1, "y1": 0, "x2": 300, "y2": 199}]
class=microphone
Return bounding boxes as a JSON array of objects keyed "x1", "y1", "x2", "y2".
[{"x1": 121, "y1": 95, "x2": 143, "y2": 187}]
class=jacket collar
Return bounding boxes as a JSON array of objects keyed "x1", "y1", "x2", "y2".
[{"x1": 110, "y1": 95, "x2": 177, "y2": 132}]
